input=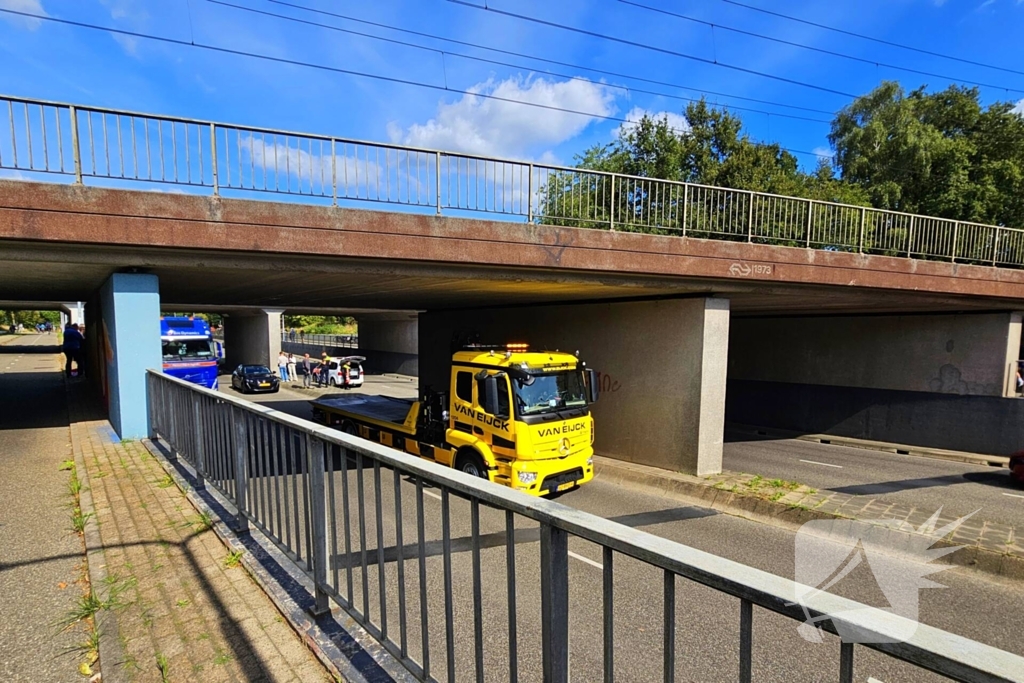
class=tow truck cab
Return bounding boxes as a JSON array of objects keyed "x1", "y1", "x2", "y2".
[{"x1": 310, "y1": 344, "x2": 600, "y2": 496}]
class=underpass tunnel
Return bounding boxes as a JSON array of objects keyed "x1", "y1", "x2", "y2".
[
  {"x1": 724, "y1": 310, "x2": 1024, "y2": 457},
  {"x1": 419, "y1": 297, "x2": 732, "y2": 477}
]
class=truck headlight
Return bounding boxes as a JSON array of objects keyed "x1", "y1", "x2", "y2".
[
  {"x1": 518, "y1": 471, "x2": 537, "y2": 484},
  {"x1": 587, "y1": 458, "x2": 593, "y2": 467}
]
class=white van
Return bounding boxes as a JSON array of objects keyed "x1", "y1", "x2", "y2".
[{"x1": 326, "y1": 356, "x2": 365, "y2": 388}]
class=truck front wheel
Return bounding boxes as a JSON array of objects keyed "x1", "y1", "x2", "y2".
[{"x1": 455, "y1": 450, "x2": 487, "y2": 479}]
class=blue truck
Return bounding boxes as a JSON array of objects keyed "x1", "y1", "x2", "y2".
[{"x1": 160, "y1": 316, "x2": 221, "y2": 389}]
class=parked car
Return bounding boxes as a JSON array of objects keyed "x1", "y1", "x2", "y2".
[
  {"x1": 231, "y1": 364, "x2": 280, "y2": 394},
  {"x1": 1010, "y1": 451, "x2": 1024, "y2": 484},
  {"x1": 326, "y1": 356, "x2": 365, "y2": 388}
]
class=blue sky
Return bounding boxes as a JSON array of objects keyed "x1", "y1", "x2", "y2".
[{"x1": 1, "y1": 0, "x2": 1023, "y2": 171}]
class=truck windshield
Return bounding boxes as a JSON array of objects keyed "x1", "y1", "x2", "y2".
[
  {"x1": 513, "y1": 370, "x2": 588, "y2": 415},
  {"x1": 162, "y1": 338, "x2": 214, "y2": 361}
]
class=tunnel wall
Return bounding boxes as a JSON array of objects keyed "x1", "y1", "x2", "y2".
[
  {"x1": 726, "y1": 311, "x2": 1024, "y2": 455},
  {"x1": 420, "y1": 297, "x2": 730, "y2": 475},
  {"x1": 729, "y1": 312, "x2": 1022, "y2": 397},
  {"x1": 358, "y1": 318, "x2": 418, "y2": 356},
  {"x1": 222, "y1": 310, "x2": 282, "y2": 370},
  {"x1": 726, "y1": 379, "x2": 1024, "y2": 456}
]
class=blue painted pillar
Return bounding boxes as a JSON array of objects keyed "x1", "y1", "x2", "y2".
[{"x1": 99, "y1": 273, "x2": 161, "y2": 439}]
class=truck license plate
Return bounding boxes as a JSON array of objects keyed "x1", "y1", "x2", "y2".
[
  {"x1": 557, "y1": 481, "x2": 575, "y2": 492},
  {"x1": 260, "y1": 382, "x2": 270, "y2": 387}
]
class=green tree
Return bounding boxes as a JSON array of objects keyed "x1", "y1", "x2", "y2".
[{"x1": 830, "y1": 81, "x2": 1024, "y2": 229}]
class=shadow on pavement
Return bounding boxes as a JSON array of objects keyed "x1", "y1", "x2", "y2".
[
  {"x1": 830, "y1": 473, "x2": 971, "y2": 496},
  {"x1": 0, "y1": 345, "x2": 62, "y2": 354}
]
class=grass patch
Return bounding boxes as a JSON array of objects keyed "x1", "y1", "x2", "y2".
[
  {"x1": 745, "y1": 475, "x2": 763, "y2": 489},
  {"x1": 71, "y1": 507, "x2": 93, "y2": 535},
  {"x1": 223, "y1": 550, "x2": 244, "y2": 568},
  {"x1": 59, "y1": 459, "x2": 75, "y2": 471},
  {"x1": 192, "y1": 511, "x2": 213, "y2": 533},
  {"x1": 156, "y1": 653, "x2": 170, "y2": 683},
  {"x1": 213, "y1": 650, "x2": 232, "y2": 666},
  {"x1": 60, "y1": 592, "x2": 103, "y2": 629},
  {"x1": 769, "y1": 491, "x2": 785, "y2": 502},
  {"x1": 156, "y1": 474, "x2": 174, "y2": 488},
  {"x1": 175, "y1": 599, "x2": 190, "y2": 608}
]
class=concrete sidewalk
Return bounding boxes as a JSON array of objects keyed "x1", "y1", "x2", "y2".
[
  {"x1": 68, "y1": 387, "x2": 333, "y2": 682},
  {"x1": 597, "y1": 456, "x2": 1024, "y2": 581}
]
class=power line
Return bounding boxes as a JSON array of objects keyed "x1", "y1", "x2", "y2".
[
  {"x1": 718, "y1": 0, "x2": 1024, "y2": 78},
  {"x1": 620, "y1": 0, "x2": 1024, "y2": 95},
  {"x1": 265, "y1": 0, "x2": 836, "y2": 116},
  {"x1": 0, "y1": 6, "x2": 833, "y2": 160},
  {"x1": 446, "y1": 0, "x2": 858, "y2": 99},
  {"x1": 209, "y1": 0, "x2": 829, "y2": 124}
]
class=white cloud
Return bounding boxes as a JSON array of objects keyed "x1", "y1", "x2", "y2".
[
  {"x1": 1013, "y1": 98, "x2": 1024, "y2": 116},
  {"x1": 615, "y1": 107, "x2": 690, "y2": 138},
  {"x1": 390, "y1": 75, "x2": 614, "y2": 161},
  {"x1": 0, "y1": 0, "x2": 48, "y2": 30},
  {"x1": 812, "y1": 146, "x2": 833, "y2": 159}
]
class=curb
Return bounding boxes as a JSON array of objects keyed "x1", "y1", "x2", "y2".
[
  {"x1": 142, "y1": 439, "x2": 416, "y2": 683},
  {"x1": 727, "y1": 423, "x2": 1010, "y2": 468},
  {"x1": 595, "y1": 456, "x2": 1024, "y2": 583}
]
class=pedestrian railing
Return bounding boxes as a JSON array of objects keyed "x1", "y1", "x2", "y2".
[
  {"x1": 281, "y1": 332, "x2": 358, "y2": 350},
  {"x1": 146, "y1": 370, "x2": 1024, "y2": 683},
  {"x1": 3, "y1": 93, "x2": 1024, "y2": 268}
]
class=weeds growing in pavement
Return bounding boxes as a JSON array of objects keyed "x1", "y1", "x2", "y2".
[
  {"x1": 71, "y1": 507, "x2": 93, "y2": 534},
  {"x1": 192, "y1": 511, "x2": 214, "y2": 533},
  {"x1": 223, "y1": 550, "x2": 244, "y2": 568},
  {"x1": 59, "y1": 459, "x2": 74, "y2": 471},
  {"x1": 156, "y1": 474, "x2": 174, "y2": 488},
  {"x1": 156, "y1": 653, "x2": 170, "y2": 683}
]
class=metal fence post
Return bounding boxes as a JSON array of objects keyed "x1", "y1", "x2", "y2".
[
  {"x1": 540, "y1": 523, "x2": 569, "y2": 683},
  {"x1": 682, "y1": 184, "x2": 688, "y2": 236},
  {"x1": 747, "y1": 192, "x2": 754, "y2": 242},
  {"x1": 609, "y1": 176, "x2": 616, "y2": 231},
  {"x1": 527, "y1": 162, "x2": 534, "y2": 223},
  {"x1": 331, "y1": 138, "x2": 338, "y2": 207},
  {"x1": 858, "y1": 208, "x2": 866, "y2": 254},
  {"x1": 231, "y1": 406, "x2": 250, "y2": 533},
  {"x1": 69, "y1": 105, "x2": 83, "y2": 184},
  {"x1": 435, "y1": 152, "x2": 442, "y2": 216},
  {"x1": 307, "y1": 435, "x2": 331, "y2": 615},
  {"x1": 805, "y1": 200, "x2": 814, "y2": 248},
  {"x1": 192, "y1": 399, "x2": 206, "y2": 491},
  {"x1": 209, "y1": 123, "x2": 219, "y2": 196},
  {"x1": 993, "y1": 227, "x2": 1001, "y2": 265},
  {"x1": 906, "y1": 216, "x2": 915, "y2": 257},
  {"x1": 951, "y1": 221, "x2": 959, "y2": 263}
]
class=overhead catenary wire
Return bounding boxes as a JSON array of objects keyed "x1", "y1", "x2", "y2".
[
  {"x1": 619, "y1": 0, "x2": 1024, "y2": 95},
  {"x1": 718, "y1": 0, "x2": 1024, "y2": 78},
  {"x1": 446, "y1": 0, "x2": 859, "y2": 99},
  {"x1": 208, "y1": 0, "x2": 830, "y2": 124},
  {"x1": 264, "y1": 0, "x2": 836, "y2": 116},
  {"x1": 0, "y1": 5, "x2": 834, "y2": 160}
]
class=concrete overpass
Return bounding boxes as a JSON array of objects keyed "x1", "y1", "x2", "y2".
[{"x1": 4, "y1": 94, "x2": 1024, "y2": 472}]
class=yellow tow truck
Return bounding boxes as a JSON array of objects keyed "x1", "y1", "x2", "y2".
[{"x1": 310, "y1": 343, "x2": 599, "y2": 496}]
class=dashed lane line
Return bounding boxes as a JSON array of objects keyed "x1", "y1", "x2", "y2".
[{"x1": 799, "y1": 459, "x2": 843, "y2": 469}]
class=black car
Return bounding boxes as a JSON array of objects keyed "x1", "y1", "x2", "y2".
[{"x1": 231, "y1": 364, "x2": 280, "y2": 394}]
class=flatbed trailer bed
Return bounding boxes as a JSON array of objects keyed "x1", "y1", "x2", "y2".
[{"x1": 310, "y1": 394, "x2": 455, "y2": 466}]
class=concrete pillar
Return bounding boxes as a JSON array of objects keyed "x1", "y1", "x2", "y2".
[
  {"x1": 99, "y1": 273, "x2": 161, "y2": 439},
  {"x1": 419, "y1": 297, "x2": 731, "y2": 475},
  {"x1": 1001, "y1": 312, "x2": 1023, "y2": 397},
  {"x1": 222, "y1": 309, "x2": 283, "y2": 371}
]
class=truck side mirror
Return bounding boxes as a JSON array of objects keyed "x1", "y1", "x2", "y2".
[
  {"x1": 483, "y1": 375, "x2": 500, "y2": 416},
  {"x1": 586, "y1": 368, "x2": 600, "y2": 404}
]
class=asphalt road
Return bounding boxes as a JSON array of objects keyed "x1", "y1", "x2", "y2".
[
  {"x1": 0, "y1": 334, "x2": 87, "y2": 683},
  {"x1": 220, "y1": 377, "x2": 1024, "y2": 683},
  {"x1": 725, "y1": 433, "x2": 1024, "y2": 529}
]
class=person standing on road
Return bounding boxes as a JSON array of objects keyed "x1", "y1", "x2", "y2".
[
  {"x1": 277, "y1": 351, "x2": 290, "y2": 381},
  {"x1": 301, "y1": 353, "x2": 312, "y2": 388},
  {"x1": 62, "y1": 323, "x2": 84, "y2": 378},
  {"x1": 319, "y1": 351, "x2": 331, "y2": 387},
  {"x1": 287, "y1": 353, "x2": 297, "y2": 383}
]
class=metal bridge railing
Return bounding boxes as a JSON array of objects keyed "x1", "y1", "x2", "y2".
[
  {"x1": 280, "y1": 331, "x2": 358, "y2": 350},
  {"x1": 3, "y1": 94, "x2": 1024, "y2": 268},
  {"x1": 147, "y1": 371, "x2": 1024, "y2": 683}
]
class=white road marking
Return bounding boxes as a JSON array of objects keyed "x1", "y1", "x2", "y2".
[
  {"x1": 799, "y1": 459, "x2": 843, "y2": 469},
  {"x1": 1002, "y1": 492, "x2": 1024, "y2": 500},
  {"x1": 423, "y1": 489, "x2": 443, "y2": 501},
  {"x1": 568, "y1": 551, "x2": 603, "y2": 569}
]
